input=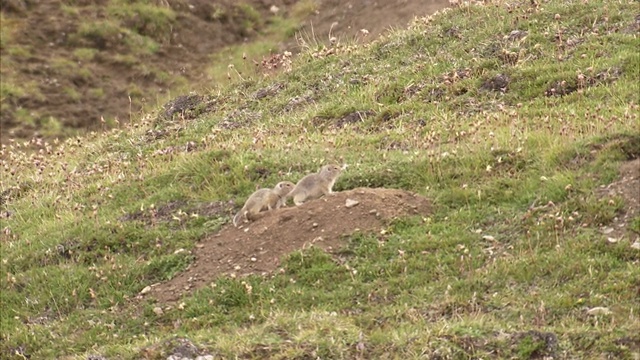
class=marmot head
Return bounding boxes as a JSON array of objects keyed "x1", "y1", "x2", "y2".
[
  {"x1": 275, "y1": 181, "x2": 295, "y2": 195},
  {"x1": 321, "y1": 164, "x2": 342, "y2": 178}
]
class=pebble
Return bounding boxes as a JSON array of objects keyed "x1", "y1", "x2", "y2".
[
  {"x1": 139, "y1": 286, "x2": 152, "y2": 295},
  {"x1": 196, "y1": 355, "x2": 214, "y2": 360},
  {"x1": 601, "y1": 227, "x2": 614, "y2": 235},
  {"x1": 345, "y1": 199, "x2": 359, "y2": 208},
  {"x1": 586, "y1": 307, "x2": 611, "y2": 316}
]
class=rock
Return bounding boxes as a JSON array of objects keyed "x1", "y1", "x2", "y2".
[
  {"x1": 586, "y1": 307, "x2": 611, "y2": 316},
  {"x1": 140, "y1": 286, "x2": 152, "y2": 295},
  {"x1": 631, "y1": 241, "x2": 640, "y2": 250},
  {"x1": 196, "y1": 356, "x2": 214, "y2": 360},
  {"x1": 86, "y1": 355, "x2": 107, "y2": 360},
  {"x1": 601, "y1": 227, "x2": 614, "y2": 234},
  {"x1": 345, "y1": 199, "x2": 360, "y2": 208},
  {"x1": 153, "y1": 307, "x2": 164, "y2": 316}
]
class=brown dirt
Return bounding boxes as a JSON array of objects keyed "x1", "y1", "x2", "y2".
[
  {"x1": 300, "y1": 0, "x2": 449, "y2": 43},
  {"x1": 1, "y1": 0, "x2": 449, "y2": 142},
  {"x1": 146, "y1": 187, "x2": 432, "y2": 303}
]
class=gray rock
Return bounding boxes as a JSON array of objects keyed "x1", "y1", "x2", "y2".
[
  {"x1": 196, "y1": 356, "x2": 214, "y2": 360},
  {"x1": 345, "y1": 199, "x2": 359, "y2": 208}
]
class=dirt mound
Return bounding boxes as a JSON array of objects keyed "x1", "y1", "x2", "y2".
[{"x1": 147, "y1": 187, "x2": 432, "y2": 302}]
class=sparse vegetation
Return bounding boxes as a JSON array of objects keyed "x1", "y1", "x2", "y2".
[
  {"x1": 205, "y1": 0, "x2": 321, "y2": 85},
  {"x1": 72, "y1": 47, "x2": 98, "y2": 61},
  {"x1": 0, "y1": 0, "x2": 300, "y2": 141},
  {"x1": 1, "y1": 0, "x2": 639, "y2": 359},
  {"x1": 107, "y1": 0, "x2": 177, "y2": 41}
]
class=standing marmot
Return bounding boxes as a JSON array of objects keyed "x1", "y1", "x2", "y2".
[
  {"x1": 287, "y1": 164, "x2": 343, "y2": 206},
  {"x1": 233, "y1": 181, "x2": 294, "y2": 227}
]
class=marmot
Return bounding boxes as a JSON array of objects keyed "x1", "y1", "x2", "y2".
[
  {"x1": 233, "y1": 181, "x2": 294, "y2": 227},
  {"x1": 287, "y1": 164, "x2": 343, "y2": 206}
]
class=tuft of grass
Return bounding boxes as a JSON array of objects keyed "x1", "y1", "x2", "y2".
[
  {"x1": 73, "y1": 47, "x2": 98, "y2": 61},
  {"x1": 74, "y1": 19, "x2": 123, "y2": 49},
  {"x1": 108, "y1": 0, "x2": 177, "y2": 35},
  {"x1": 0, "y1": 80, "x2": 26, "y2": 101},
  {"x1": 291, "y1": 0, "x2": 319, "y2": 20},
  {"x1": 0, "y1": 12, "x2": 16, "y2": 50},
  {"x1": 235, "y1": 3, "x2": 263, "y2": 34},
  {"x1": 630, "y1": 217, "x2": 640, "y2": 235}
]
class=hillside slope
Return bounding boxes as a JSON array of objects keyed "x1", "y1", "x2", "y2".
[
  {"x1": 0, "y1": 0, "x2": 299, "y2": 139},
  {"x1": 0, "y1": 0, "x2": 449, "y2": 142},
  {"x1": 1, "y1": 0, "x2": 639, "y2": 359}
]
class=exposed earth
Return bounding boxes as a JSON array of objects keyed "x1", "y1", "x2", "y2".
[
  {"x1": 303, "y1": 0, "x2": 449, "y2": 41},
  {"x1": 595, "y1": 158, "x2": 640, "y2": 247},
  {"x1": 144, "y1": 187, "x2": 433, "y2": 303},
  {"x1": 1, "y1": 0, "x2": 449, "y2": 141}
]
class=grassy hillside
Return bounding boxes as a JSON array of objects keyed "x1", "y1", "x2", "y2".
[
  {"x1": 2, "y1": 0, "x2": 639, "y2": 359},
  {"x1": 0, "y1": 0, "x2": 315, "y2": 140}
]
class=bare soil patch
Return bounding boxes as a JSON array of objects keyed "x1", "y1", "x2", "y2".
[
  {"x1": 596, "y1": 158, "x2": 640, "y2": 245},
  {"x1": 302, "y1": 0, "x2": 449, "y2": 42},
  {"x1": 147, "y1": 187, "x2": 432, "y2": 302}
]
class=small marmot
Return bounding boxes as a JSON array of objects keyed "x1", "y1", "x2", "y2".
[
  {"x1": 233, "y1": 181, "x2": 294, "y2": 227},
  {"x1": 287, "y1": 164, "x2": 343, "y2": 206}
]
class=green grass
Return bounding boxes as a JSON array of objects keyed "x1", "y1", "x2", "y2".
[
  {"x1": 72, "y1": 47, "x2": 98, "y2": 61},
  {"x1": 0, "y1": 12, "x2": 15, "y2": 50},
  {"x1": 2, "y1": 0, "x2": 640, "y2": 359},
  {"x1": 108, "y1": 0, "x2": 177, "y2": 41}
]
